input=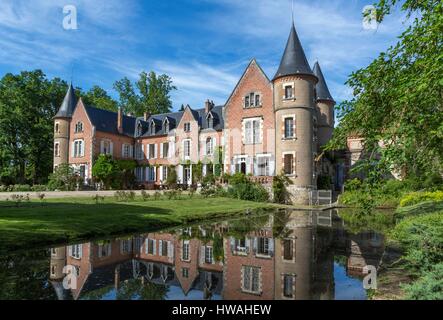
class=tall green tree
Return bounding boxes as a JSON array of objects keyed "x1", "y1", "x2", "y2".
[
  {"x1": 114, "y1": 71, "x2": 176, "y2": 116},
  {"x1": 327, "y1": 0, "x2": 443, "y2": 180},
  {"x1": 82, "y1": 85, "x2": 118, "y2": 112},
  {"x1": 0, "y1": 71, "x2": 67, "y2": 184}
]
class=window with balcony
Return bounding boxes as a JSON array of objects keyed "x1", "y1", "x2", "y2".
[
  {"x1": 183, "y1": 140, "x2": 191, "y2": 159},
  {"x1": 256, "y1": 155, "x2": 270, "y2": 176}
]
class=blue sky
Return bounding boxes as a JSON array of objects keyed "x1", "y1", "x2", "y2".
[{"x1": 0, "y1": 0, "x2": 410, "y2": 111}]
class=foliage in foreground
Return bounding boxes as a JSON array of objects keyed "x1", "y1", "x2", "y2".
[
  {"x1": 326, "y1": 0, "x2": 443, "y2": 180},
  {"x1": 399, "y1": 191, "x2": 443, "y2": 207},
  {"x1": 402, "y1": 263, "x2": 443, "y2": 300}
]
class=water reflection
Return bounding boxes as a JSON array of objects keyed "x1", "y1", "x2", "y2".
[{"x1": 2, "y1": 210, "x2": 386, "y2": 300}]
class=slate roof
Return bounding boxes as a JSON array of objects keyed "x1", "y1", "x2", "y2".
[
  {"x1": 313, "y1": 62, "x2": 335, "y2": 103},
  {"x1": 55, "y1": 83, "x2": 78, "y2": 118},
  {"x1": 84, "y1": 105, "x2": 136, "y2": 137},
  {"x1": 273, "y1": 23, "x2": 316, "y2": 80}
]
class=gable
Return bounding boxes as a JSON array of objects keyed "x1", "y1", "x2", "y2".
[{"x1": 225, "y1": 59, "x2": 272, "y2": 110}]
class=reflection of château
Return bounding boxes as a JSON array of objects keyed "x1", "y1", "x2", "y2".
[{"x1": 49, "y1": 211, "x2": 385, "y2": 300}]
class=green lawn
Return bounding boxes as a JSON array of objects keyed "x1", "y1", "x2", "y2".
[{"x1": 0, "y1": 196, "x2": 278, "y2": 254}]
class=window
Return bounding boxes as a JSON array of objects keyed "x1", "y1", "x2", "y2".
[
  {"x1": 147, "y1": 167, "x2": 156, "y2": 182},
  {"x1": 159, "y1": 240, "x2": 169, "y2": 257},
  {"x1": 184, "y1": 123, "x2": 191, "y2": 132},
  {"x1": 283, "y1": 275, "x2": 295, "y2": 298},
  {"x1": 283, "y1": 239, "x2": 294, "y2": 261},
  {"x1": 244, "y1": 93, "x2": 261, "y2": 108},
  {"x1": 242, "y1": 266, "x2": 260, "y2": 294},
  {"x1": 284, "y1": 154, "x2": 294, "y2": 175},
  {"x1": 137, "y1": 123, "x2": 143, "y2": 137},
  {"x1": 205, "y1": 246, "x2": 213, "y2": 264},
  {"x1": 135, "y1": 144, "x2": 144, "y2": 160},
  {"x1": 182, "y1": 241, "x2": 190, "y2": 261},
  {"x1": 122, "y1": 144, "x2": 131, "y2": 158},
  {"x1": 257, "y1": 238, "x2": 270, "y2": 256},
  {"x1": 69, "y1": 245, "x2": 82, "y2": 259},
  {"x1": 206, "y1": 137, "x2": 213, "y2": 155},
  {"x1": 135, "y1": 167, "x2": 144, "y2": 181},
  {"x1": 164, "y1": 121, "x2": 170, "y2": 134},
  {"x1": 75, "y1": 122, "x2": 83, "y2": 133},
  {"x1": 54, "y1": 143, "x2": 60, "y2": 157},
  {"x1": 146, "y1": 239, "x2": 156, "y2": 255},
  {"x1": 148, "y1": 144, "x2": 156, "y2": 159},
  {"x1": 234, "y1": 157, "x2": 248, "y2": 174},
  {"x1": 101, "y1": 140, "x2": 112, "y2": 155},
  {"x1": 285, "y1": 85, "x2": 294, "y2": 99},
  {"x1": 183, "y1": 166, "x2": 191, "y2": 185},
  {"x1": 244, "y1": 119, "x2": 261, "y2": 144},
  {"x1": 207, "y1": 115, "x2": 213, "y2": 128},
  {"x1": 235, "y1": 238, "x2": 247, "y2": 253},
  {"x1": 98, "y1": 243, "x2": 112, "y2": 258},
  {"x1": 256, "y1": 156, "x2": 270, "y2": 176},
  {"x1": 162, "y1": 166, "x2": 168, "y2": 181},
  {"x1": 162, "y1": 142, "x2": 169, "y2": 158},
  {"x1": 120, "y1": 240, "x2": 132, "y2": 254},
  {"x1": 313, "y1": 118, "x2": 318, "y2": 142},
  {"x1": 55, "y1": 123, "x2": 60, "y2": 133},
  {"x1": 182, "y1": 268, "x2": 189, "y2": 278},
  {"x1": 284, "y1": 117, "x2": 295, "y2": 139},
  {"x1": 73, "y1": 140, "x2": 84, "y2": 158},
  {"x1": 183, "y1": 140, "x2": 191, "y2": 158},
  {"x1": 150, "y1": 122, "x2": 156, "y2": 135}
]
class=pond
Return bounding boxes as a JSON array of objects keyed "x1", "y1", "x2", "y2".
[{"x1": 0, "y1": 209, "x2": 388, "y2": 300}]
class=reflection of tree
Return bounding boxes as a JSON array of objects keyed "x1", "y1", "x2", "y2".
[
  {"x1": 81, "y1": 285, "x2": 114, "y2": 300},
  {"x1": 337, "y1": 208, "x2": 395, "y2": 234},
  {"x1": 226, "y1": 214, "x2": 270, "y2": 239},
  {"x1": 272, "y1": 210, "x2": 292, "y2": 239},
  {"x1": 0, "y1": 251, "x2": 59, "y2": 300},
  {"x1": 116, "y1": 278, "x2": 169, "y2": 300},
  {"x1": 212, "y1": 234, "x2": 224, "y2": 263}
]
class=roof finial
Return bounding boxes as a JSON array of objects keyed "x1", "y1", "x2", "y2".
[{"x1": 291, "y1": 0, "x2": 294, "y2": 25}]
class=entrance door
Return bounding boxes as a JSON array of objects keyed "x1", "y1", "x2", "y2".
[{"x1": 241, "y1": 162, "x2": 247, "y2": 175}]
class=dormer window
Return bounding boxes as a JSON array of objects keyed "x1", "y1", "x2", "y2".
[
  {"x1": 150, "y1": 121, "x2": 156, "y2": 135},
  {"x1": 75, "y1": 122, "x2": 83, "y2": 133},
  {"x1": 244, "y1": 92, "x2": 261, "y2": 108},
  {"x1": 137, "y1": 123, "x2": 143, "y2": 137},
  {"x1": 207, "y1": 114, "x2": 214, "y2": 128},
  {"x1": 285, "y1": 85, "x2": 294, "y2": 99},
  {"x1": 163, "y1": 119, "x2": 170, "y2": 134}
]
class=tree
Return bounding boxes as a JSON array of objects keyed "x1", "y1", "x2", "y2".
[
  {"x1": 0, "y1": 71, "x2": 68, "y2": 184},
  {"x1": 82, "y1": 85, "x2": 118, "y2": 112},
  {"x1": 114, "y1": 71, "x2": 176, "y2": 116},
  {"x1": 92, "y1": 155, "x2": 119, "y2": 189},
  {"x1": 326, "y1": 0, "x2": 443, "y2": 181}
]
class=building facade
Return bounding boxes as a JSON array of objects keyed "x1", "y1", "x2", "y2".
[{"x1": 53, "y1": 23, "x2": 336, "y2": 204}]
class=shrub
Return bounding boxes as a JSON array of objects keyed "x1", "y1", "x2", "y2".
[
  {"x1": 344, "y1": 178, "x2": 362, "y2": 191},
  {"x1": 31, "y1": 185, "x2": 47, "y2": 192},
  {"x1": 399, "y1": 191, "x2": 443, "y2": 207},
  {"x1": 153, "y1": 191, "x2": 162, "y2": 200},
  {"x1": 48, "y1": 164, "x2": 80, "y2": 191},
  {"x1": 9, "y1": 194, "x2": 30, "y2": 207},
  {"x1": 188, "y1": 187, "x2": 196, "y2": 199},
  {"x1": 114, "y1": 191, "x2": 135, "y2": 202},
  {"x1": 273, "y1": 172, "x2": 292, "y2": 204},
  {"x1": 201, "y1": 185, "x2": 225, "y2": 198},
  {"x1": 317, "y1": 175, "x2": 332, "y2": 190},
  {"x1": 228, "y1": 173, "x2": 249, "y2": 186},
  {"x1": 166, "y1": 166, "x2": 178, "y2": 189},
  {"x1": 12, "y1": 184, "x2": 31, "y2": 192},
  {"x1": 92, "y1": 194, "x2": 105, "y2": 204},
  {"x1": 403, "y1": 263, "x2": 443, "y2": 300},
  {"x1": 227, "y1": 183, "x2": 269, "y2": 202}
]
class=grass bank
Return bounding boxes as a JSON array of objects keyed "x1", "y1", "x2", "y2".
[{"x1": 0, "y1": 196, "x2": 278, "y2": 255}]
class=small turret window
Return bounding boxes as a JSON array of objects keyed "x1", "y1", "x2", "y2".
[
  {"x1": 54, "y1": 143, "x2": 60, "y2": 157},
  {"x1": 285, "y1": 86, "x2": 294, "y2": 99},
  {"x1": 55, "y1": 123, "x2": 60, "y2": 133},
  {"x1": 164, "y1": 119, "x2": 170, "y2": 134}
]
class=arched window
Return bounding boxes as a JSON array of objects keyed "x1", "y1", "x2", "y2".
[
  {"x1": 55, "y1": 123, "x2": 60, "y2": 133},
  {"x1": 137, "y1": 123, "x2": 143, "y2": 137},
  {"x1": 207, "y1": 114, "x2": 213, "y2": 128},
  {"x1": 163, "y1": 119, "x2": 170, "y2": 134}
]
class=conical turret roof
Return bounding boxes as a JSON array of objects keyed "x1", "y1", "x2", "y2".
[
  {"x1": 273, "y1": 23, "x2": 315, "y2": 80},
  {"x1": 55, "y1": 83, "x2": 78, "y2": 118},
  {"x1": 313, "y1": 62, "x2": 335, "y2": 103}
]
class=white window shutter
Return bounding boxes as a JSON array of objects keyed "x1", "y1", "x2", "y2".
[
  {"x1": 168, "y1": 241, "x2": 174, "y2": 260},
  {"x1": 159, "y1": 241, "x2": 163, "y2": 256},
  {"x1": 153, "y1": 167, "x2": 157, "y2": 181},
  {"x1": 100, "y1": 141, "x2": 104, "y2": 154},
  {"x1": 154, "y1": 144, "x2": 158, "y2": 159},
  {"x1": 200, "y1": 246, "x2": 205, "y2": 264},
  {"x1": 147, "y1": 144, "x2": 150, "y2": 160},
  {"x1": 121, "y1": 145, "x2": 125, "y2": 158},
  {"x1": 160, "y1": 143, "x2": 163, "y2": 158},
  {"x1": 159, "y1": 166, "x2": 163, "y2": 181},
  {"x1": 178, "y1": 165, "x2": 183, "y2": 183},
  {"x1": 153, "y1": 240, "x2": 157, "y2": 255},
  {"x1": 170, "y1": 142, "x2": 175, "y2": 158},
  {"x1": 110, "y1": 142, "x2": 114, "y2": 157},
  {"x1": 81, "y1": 142, "x2": 85, "y2": 157},
  {"x1": 130, "y1": 145, "x2": 134, "y2": 158},
  {"x1": 145, "y1": 167, "x2": 149, "y2": 182},
  {"x1": 141, "y1": 145, "x2": 145, "y2": 160}
]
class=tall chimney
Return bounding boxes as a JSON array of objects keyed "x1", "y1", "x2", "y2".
[
  {"x1": 117, "y1": 107, "x2": 123, "y2": 134},
  {"x1": 144, "y1": 112, "x2": 151, "y2": 121}
]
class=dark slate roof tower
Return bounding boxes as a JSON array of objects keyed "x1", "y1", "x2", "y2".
[
  {"x1": 55, "y1": 83, "x2": 78, "y2": 118},
  {"x1": 273, "y1": 23, "x2": 315, "y2": 80},
  {"x1": 313, "y1": 62, "x2": 335, "y2": 103}
]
